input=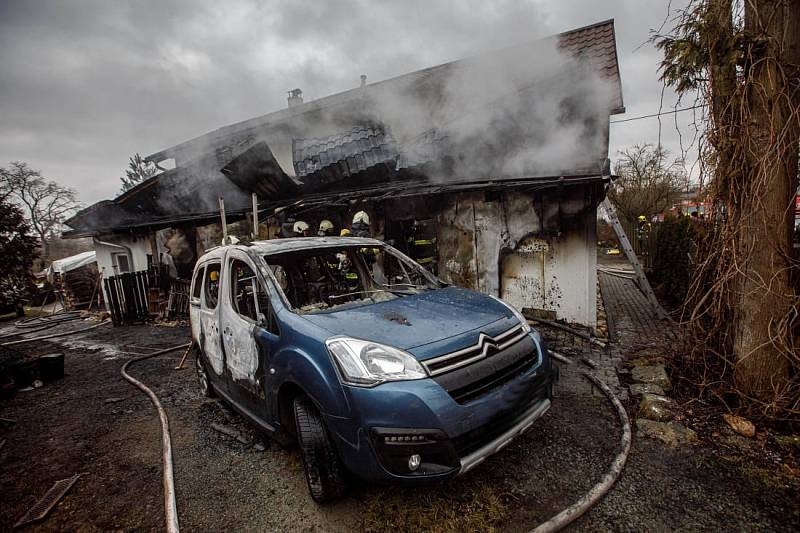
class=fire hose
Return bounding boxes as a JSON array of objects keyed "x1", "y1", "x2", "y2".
[
  {"x1": 529, "y1": 351, "x2": 632, "y2": 533},
  {"x1": 120, "y1": 342, "x2": 190, "y2": 533},
  {"x1": 0, "y1": 311, "x2": 84, "y2": 340},
  {"x1": 0, "y1": 319, "x2": 110, "y2": 346},
  {"x1": 526, "y1": 316, "x2": 607, "y2": 348}
]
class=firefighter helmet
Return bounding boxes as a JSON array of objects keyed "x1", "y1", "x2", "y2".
[
  {"x1": 340, "y1": 228, "x2": 351, "y2": 236},
  {"x1": 293, "y1": 220, "x2": 309, "y2": 234},
  {"x1": 353, "y1": 211, "x2": 370, "y2": 225},
  {"x1": 319, "y1": 219, "x2": 334, "y2": 233}
]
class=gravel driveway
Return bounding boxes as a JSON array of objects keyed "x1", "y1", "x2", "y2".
[{"x1": 1, "y1": 321, "x2": 797, "y2": 531}]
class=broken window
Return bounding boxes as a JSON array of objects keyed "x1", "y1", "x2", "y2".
[
  {"x1": 374, "y1": 248, "x2": 433, "y2": 290},
  {"x1": 264, "y1": 245, "x2": 441, "y2": 314},
  {"x1": 229, "y1": 259, "x2": 269, "y2": 322},
  {"x1": 204, "y1": 263, "x2": 221, "y2": 309},
  {"x1": 191, "y1": 266, "x2": 204, "y2": 299}
]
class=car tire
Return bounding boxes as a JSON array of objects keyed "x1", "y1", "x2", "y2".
[
  {"x1": 195, "y1": 352, "x2": 215, "y2": 398},
  {"x1": 293, "y1": 396, "x2": 347, "y2": 503}
]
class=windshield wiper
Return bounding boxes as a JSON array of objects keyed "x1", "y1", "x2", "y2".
[
  {"x1": 382, "y1": 283, "x2": 432, "y2": 291},
  {"x1": 327, "y1": 289, "x2": 391, "y2": 301}
]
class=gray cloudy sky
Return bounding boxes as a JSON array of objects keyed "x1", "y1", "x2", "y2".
[{"x1": 0, "y1": 0, "x2": 696, "y2": 206}]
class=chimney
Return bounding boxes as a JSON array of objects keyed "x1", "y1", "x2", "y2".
[
  {"x1": 360, "y1": 74, "x2": 367, "y2": 88},
  {"x1": 287, "y1": 88, "x2": 303, "y2": 107}
]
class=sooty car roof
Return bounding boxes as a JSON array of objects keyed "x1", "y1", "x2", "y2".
[
  {"x1": 197, "y1": 237, "x2": 385, "y2": 263},
  {"x1": 250, "y1": 237, "x2": 383, "y2": 255},
  {"x1": 251, "y1": 237, "x2": 384, "y2": 255}
]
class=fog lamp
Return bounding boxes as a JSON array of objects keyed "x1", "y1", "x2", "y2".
[{"x1": 408, "y1": 454, "x2": 421, "y2": 471}]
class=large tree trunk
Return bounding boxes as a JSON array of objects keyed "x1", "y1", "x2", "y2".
[
  {"x1": 707, "y1": 0, "x2": 737, "y2": 195},
  {"x1": 733, "y1": 0, "x2": 800, "y2": 402}
]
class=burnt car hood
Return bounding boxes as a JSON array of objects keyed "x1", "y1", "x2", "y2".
[{"x1": 300, "y1": 286, "x2": 514, "y2": 359}]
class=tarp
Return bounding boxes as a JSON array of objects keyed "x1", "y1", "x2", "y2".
[{"x1": 46, "y1": 251, "x2": 96, "y2": 282}]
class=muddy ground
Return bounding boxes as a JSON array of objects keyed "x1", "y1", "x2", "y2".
[{"x1": 1, "y1": 319, "x2": 798, "y2": 532}]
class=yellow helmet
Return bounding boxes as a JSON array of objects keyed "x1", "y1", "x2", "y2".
[
  {"x1": 340, "y1": 228, "x2": 351, "y2": 236},
  {"x1": 638, "y1": 215, "x2": 647, "y2": 221}
]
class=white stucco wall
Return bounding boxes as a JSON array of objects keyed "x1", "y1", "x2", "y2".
[
  {"x1": 94, "y1": 235, "x2": 152, "y2": 279},
  {"x1": 93, "y1": 235, "x2": 152, "y2": 312}
]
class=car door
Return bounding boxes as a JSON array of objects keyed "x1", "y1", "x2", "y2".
[
  {"x1": 199, "y1": 261, "x2": 225, "y2": 391},
  {"x1": 221, "y1": 251, "x2": 279, "y2": 420}
]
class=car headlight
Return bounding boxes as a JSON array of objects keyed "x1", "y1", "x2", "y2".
[
  {"x1": 489, "y1": 295, "x2": 532, "y2": 334},
  {"x1": 326, "y1": 337, "x2": 428, "y2": 387}
]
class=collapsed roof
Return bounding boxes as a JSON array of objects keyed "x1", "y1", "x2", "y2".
[{"x1": 66, "y1": 19, "x2": 623, "y2": 237}]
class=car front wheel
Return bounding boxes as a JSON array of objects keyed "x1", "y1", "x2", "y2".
[{"x1": 293, "y1": 396, "x2": 347, "y2": 502}]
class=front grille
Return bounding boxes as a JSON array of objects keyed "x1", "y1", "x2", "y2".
[
  {"x1": 426, "y1": 325, "x2": 540, "y2": 404},
  {"x1": 448, "y1": 352, "x2": 538, "y2": 403},
  {"x1": 424, "y1": 324, "x2": 528, "y2": 376},
  {"x1": 451, "y1": 375, "x2": 550, "y2": 457}
]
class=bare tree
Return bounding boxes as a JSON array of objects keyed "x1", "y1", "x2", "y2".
[
  {"x1": 119, "y1": 153, "x2": 158, "y2": 192},
  {"x1": 608, "y1": 144, "x2": 689, "y2": 224},
  {"x1": 0, "y1": 161, "x2": 80, "y2": 257}
]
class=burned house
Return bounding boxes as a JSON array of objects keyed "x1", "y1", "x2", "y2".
[{"x1": 65, "y1": 20, "x2": 624, "y2": 328}]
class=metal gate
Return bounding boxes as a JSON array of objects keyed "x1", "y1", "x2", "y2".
[{"x1": 103, "y1": 271, "x2": 152, "y2": 326}]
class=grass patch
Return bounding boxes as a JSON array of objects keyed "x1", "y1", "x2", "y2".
[{"x1": 362, "y1": 478, "x2": 508, "y2": 532}]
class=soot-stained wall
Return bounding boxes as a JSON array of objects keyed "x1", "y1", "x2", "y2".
[{"x1": 431, "y1": 187, "x2": 599, "y2": 327}]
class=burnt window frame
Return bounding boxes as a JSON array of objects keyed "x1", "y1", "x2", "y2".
[
  {"x1": 228, "y1": 258, "x2": 270, "y2": 324},
  {"x1": 203, "y1": 262, "x2": 222, "y2": 310},
  {"x1": 191, "y1": 264, "x2": 205, "y2": 301},
  {"x1": 227, "y1": 251, "x2": 281, "y2": 337}
]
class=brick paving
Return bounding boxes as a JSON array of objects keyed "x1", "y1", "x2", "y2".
[
  {"x1": 598, "y1": 271, "x2": 662, "y2": 342},
  {"x1": 541, "y1": 268, "x2": 667, "y2": 402}
]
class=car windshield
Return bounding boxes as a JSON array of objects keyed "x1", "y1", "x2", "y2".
[{"x1": 263, "y1": 244, "x2": 442, "y2": 314}]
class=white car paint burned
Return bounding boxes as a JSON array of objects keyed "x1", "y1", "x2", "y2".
[
  {"x1": 220, "y1": 250, "x2": 261, "y2": 383},
  {"x1": 201, "y1": 313, "x2": 224, "y2": 375}
]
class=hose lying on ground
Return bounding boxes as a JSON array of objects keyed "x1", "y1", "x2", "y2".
[
  {"x1": 0, "y1": 320, "x2": 110, "y2": 347},
  {"x1": 14, "y1": 311, "x2": 83, "y2": 328},
  {"x1": 526, "y1": 317, "x2": 607, "y2": 348},
  {"x1": 597, "y1": 269, "x2": 637, "y2": 281},
  {"x1": 121, "y1": 342, "x2": 191, "y2": 533},
  {"x1": 0, "y1": 312, "x2": 84, "y2": 339},
  {"x1": 530, "y1": 354, "x2": 632, "y2": 533}
]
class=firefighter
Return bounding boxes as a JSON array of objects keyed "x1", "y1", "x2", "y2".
[
  {"x1": 351, "y1": 211, "x2": 371, "y2": 237},
  {"x1": 636, "y1": 215, "x2": 650, "y2": 252},
  {"x1": 292, "y1": 220, "x2": 311, "y2": 237},
  {"x1": 317, "y1": 219, "x2": 335, "y2": 237},
  {"x1": 334, "y1": 249, "x2": 359, "y2": 289},
  {"x1": 350, "y1": 211, "x2": 378, "y2": 268},
  {"x1": 407, "y1": 219, "x2": 436, "y2": 271}
]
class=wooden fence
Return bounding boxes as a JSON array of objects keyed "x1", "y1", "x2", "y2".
[
  {"x1": 103, "y1": 271, "x2": 152, "y2": 326},
  {"x1": 103, "y1": 270, "x2": 191, "y2": 326}
]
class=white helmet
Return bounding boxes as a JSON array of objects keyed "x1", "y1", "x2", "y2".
[
  {"x1": 319, "y1": 219, "x2": 334, "y2": 232},
  {"x1": 353, "y1": 211, "x2": 370, "y2": 225},
  {"x1": 293, "y1": 220, "x2": 309, "y2": 234}
]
